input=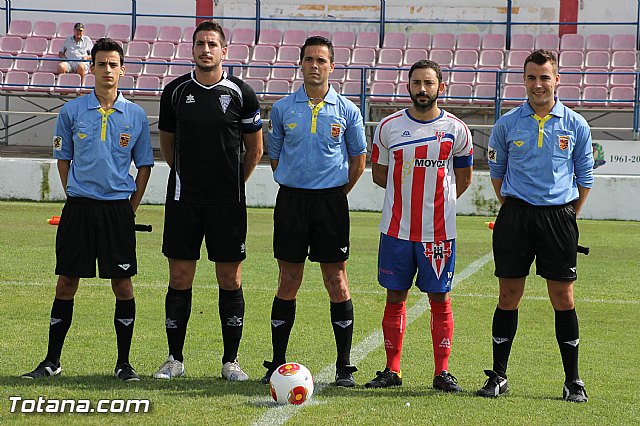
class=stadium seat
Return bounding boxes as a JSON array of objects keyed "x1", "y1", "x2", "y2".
[
  {"x1": 345, "y1": 67, "x2": 371, "y2": 83},
  {"x1": 54, "y1": 73, "x2": 82, "y2": 94},
  {"x1": 143, "y1": 59, "x2": 169, "y2": 78},
  {"x1": 429, "y1": 49, "x2": 453, "y2": 69},
  {"x1": 107, "y1": 24, "x2": 132, "y2": 43},
  {"x1": 372, "y1": 67, "x2": 400, "y2": 84},
  {"x1": 161, "y1": 75, "x2": 177, "y2": 88},
  {"x1": 329, "y1": 81, "x2": 341, "y2": 93},
  {"x1": 355, "y1": 31, "x2": 380, "y2": 49},
  {"x1": 534, "y1": 33, "x2": 559, "y2": 51},
  {"x1": 181, "y1": 26, "x2": 196, "y2": 43},
  {"x1": 251, "y1": 45, "x2": 277, "y2": 64},
  {"x1": 118, "y1": 75, "x2": 135, "y2": 95},
  {"x1": 332, "y1": 31, "x2": 356, "y2": 49},
  {"x1": 609, "y1": 86, "x2": 635, "y2": 107},
  {"x1": 150, "y1": 42, "x2": 175, "y2": 60},
  {"x1": 245, "y1": 79, "x2": 265, "y2": 98},
  {"x1": 351, "y1": 48, "x2": 376, "y2": 66},
  {"x1": 559, "y1": 67, "x2": 583, "y2": 87},
  {"x1": 560, "y1": 33, "x2": 585, "y2": 51},
  {"x1": 403, "y1": 49, "x2": 428, "y2": 66},
  {"x1": 307, "y1": 30, "x2": 331, "y2": 40},
  {"x1": 478, "y1": 50, "x2": 504, "y2": 68},
  {"x1": 258, "y1": 29, "x2": 283, "y2": 46},
  {"x1": 473, "y1": 84, "x2": 497, "y2": 105},
  {"x1": 453, "y1": 50, "x2": 479, "y2": 68},
  {"x1": 7, "y1": 20, "x2": 32, "y2": 38},
  {"x1": 3, "y1": 71, "x2": 29, "y2": 91},
  {"x1": 583, "y1": 68, "x2": 609, "y2": 87},
  {"x1": 504, "y1": 69, "x2": 523, "y2": 85},
  {"x1": 13, "y1": 54, "x2": 39, "y2": 73},
  {"x1": 230, "y1": 28, "x2": 256, "y2": 46},
  {"x1": 264, "y1": 79, "x2": 290, "y2": 99},
  {"x1": 341, "y1": 81, "x2": 363, "y2": 102},
  {"x1": 84, "y1": 23, "x2": 106, "y2": 39},
  {"x1": 585, "y1": 34, "x2": 610, "y2": 51},
  {"x1": 611, "y1": 34, "x2": 636, "y2": 51},
  {"x1": 282, "y1": 30, "x2": 306, "y2": 47},
  {"x1": 134, "y1": 75, "x2": 161, "y2": 96},
  {"x1": 556, "y1": 85, "x2": 581, "y2": 107},
  {"x1": 394, "y1": 82, "x2": 411, "y2": 103},
  {"x1": 0, "y1": 54, "x2": 14, "y2": 73},
  {"x1": 82, "y1": 73, "x2": 95, "y2": 92},
  {"x1": 133, "y1": 25, "x2": 158, "y2": 43},
  {"x1": 506, "y1": 50, "x2": 531, "y2": 68},
  {"x1": 406, "y1": 32, "x2": 430, "y2": 49},
  {"x1": 175, "y1": 43, "x2": 193, "y2": 61},
  {"x1": 502, "y1": 85, "x2": 527, "y2": 105},
  {"x1": 0, "y1": 36, "x2": 24, "y2": 55},
  {"x1": 446, "y1": 83, "x2": 473, "y2": 104},
  {"x1": 329, "y1": 66, "x2": 346, "y2": 83},
  {"x1": 226, "y1": 44, "x2": 250, "y2": 63},
  {"x1": 125, "y1": 41, "x2": 151, "y2": 60},
  {"x1": 449, "y1": 67, "x2": 475, "y2": 85},
  {"x1": 432, "y1": 33, "x2": 456, "y2": 50},
  {"x1": 333, "y1": 47, "x2": 351, "y2": 65},
  {"x1": 157, "y1": 26, "x2": 182, "y2": 44},
  {"x1": 124, "y1": 60, "x2": 144, "y2": 77},
  {"x1": 32, "y1": 21, "x2": 57, "y2": 40},
  {"x1": 456, "y1": 33, "x2": 481, "y2": 51},
  {"x1": 382, "y1": 32, "x2": 406, "y2": 49},
  {"x1": 245, "y1": 62, "x2": 271, "y2": 81},
  {"x1": 277, "y1": 45, "x2": 301, "y2": 63},
  {"x1": 611, "y1": 51, "x2": 637, "y2": 70},
  {"x1": 48, "y1": 38, "x2": 65, "y2": 55},
  {"x1": 22, "y1": 37, "x2": 48, "y2": 56},
  {"x1": 38, "y1": 55, "x2": 60, "y2": 73},
  {"x1": 510, "y1": 34, "x2": 534, "y2": 50},
  {"x1": 585, "y1": 50, "x2": 611, "y2": 69},
  {"x1": 581, "y1": 85, "x2": 608, "y2": 107},
  {"x1": 377, "y1": 48, "x2": 403, "y2": 67},
  {"x1": 559, "y1": 50, "x2": 585, "y2": 69},
  {"x1": 291, "y1": 79, "x2": 304, "y2": 93},
  {"x1": 609, "y1": 69, "x2": 636, "y2": 87},
  {"x1": 168, "y1": 60, "x2": 193, "y2": 77},
  {"x1": 476, "y1": 67, "x2": 501, "y2": 85},
  {"x1": 271, "y1": 63, "x2": 297, "y2": 82},
  {"x1": 370, "y1": 82, "x2": 395, "y2": 103},
  {"x1": 481, "y1": 33, "x2": 506, "y2": 51},
  {"x1": 28, "y1": 72, "x2": 55, "y2": 93},
  {"x1": 223, "y1": 61, "x2": 243, "y2": 78}
]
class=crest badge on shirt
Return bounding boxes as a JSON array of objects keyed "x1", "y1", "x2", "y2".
[
  {"x1": 331, "y1": 123, "x2": 341, "y2": 138},
  {"x1": 488, "y1": 147, "x2": 497, "y2": 163},
  {"x1": 558, "y1": 135, "x2": 569, "y2": 150},
  {"x1": 435, "y1": 131, "x2": 445, "y2": 143},
  {"x1": 424, "y1": 241, "x2": 453, "y2": 279},
  {"x1": 220, "y1": 94, "x2": 231, "y2": 113},
  {"x1": 119, "y1": 133, "x2": 131, "y2": 148},
  {"x1": 53, "y1": 136, "x2": 62, "y2": 151}
]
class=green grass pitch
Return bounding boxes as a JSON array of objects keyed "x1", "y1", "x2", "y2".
[{"x1": 0, "y1": 201, "x2": 638, "y2": 425}]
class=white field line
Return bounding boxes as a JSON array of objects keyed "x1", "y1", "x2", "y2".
[{"x1": 250, "y1": 252, "x2": 493, "y2": 426}]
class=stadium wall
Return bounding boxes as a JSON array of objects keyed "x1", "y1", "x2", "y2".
[{"x1": 1, "y1": 159, "x2": 639, "y2": 221}]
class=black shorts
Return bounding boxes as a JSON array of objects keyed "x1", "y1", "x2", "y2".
[
  {"x1": 273, "y1": 186, "x2": 350, "y2": 263},
  {"x1": 162, "y1": 199, "x2": 247, "y2": 262},
  {"x1": 493, "y1": 197, "x2": 579, "y2": 282},
  {"x1": 55, "y1": 197, "x2": 136, "y2": 279}
]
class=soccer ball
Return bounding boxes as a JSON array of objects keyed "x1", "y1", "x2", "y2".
[{"x1": 269, "y1": 362, "x2": 314, "y2": 405}]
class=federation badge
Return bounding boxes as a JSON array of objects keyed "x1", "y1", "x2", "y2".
[
  {"x1": 331, "y1": 123, "x2": 341, "y2": 138},
  {"x1": 558, "y1": 135, "x2": 569, "y2": 150},
  {"x1": 424, "y1": 241, "x2": 453, "y2": 279},
  {"x1": 268, "y1": 120, "x2": 273, "y2": 134},
  {"x1": 119, "y1": 133, "x2": 131, "y2": 148},
  {"x1": 435, "y1": 131, "x2": 445, "y2": 142},
  {"x1": 219, "y1": 94, "x2": 231, "y2": 113},
  {"x1": 488, "y1": 147, "x2": 497, "y2": 163},
  {"x1": 53, "y1": 136, "x2": 62, "y2": 151}
]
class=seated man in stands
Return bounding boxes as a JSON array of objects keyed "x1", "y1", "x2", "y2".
[{"x1": 58, "y1": 23, "x2": 93, "y2": 84}]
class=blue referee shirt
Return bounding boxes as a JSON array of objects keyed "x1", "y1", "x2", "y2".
[
  {"x1": 53, "y1": 91, "x2": 154, "y2": 200},
  {"x1": 268, "y1": 85, "x2": 367, "y2": 189},
  {"x1": 488, "y1": 99, "x2": 594, "y2": 206}
]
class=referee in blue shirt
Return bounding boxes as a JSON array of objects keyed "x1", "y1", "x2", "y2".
[
  {"x1": 21, "y1": 38, "x2": 154, "y2": 382},
  {"x1": 477, "y1": 50, "x2": 594, "y2": 402},
  {"x1": 262, "y1": 36, "x2": 367, "y2": 387}
]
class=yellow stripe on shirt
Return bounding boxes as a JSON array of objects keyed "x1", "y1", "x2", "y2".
[
  {"x1": 532, "y1": 114, "x2": 552, "y2": 148},
  {"x1": 98, "y1": 108, "x2": 116, "y2": 141},
  {"x1": 308, "y1": 101, "x2": 325, "y2": 134}
]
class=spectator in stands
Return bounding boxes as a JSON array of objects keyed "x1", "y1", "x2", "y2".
[
  {"x1": 364, "y1": 59, "x2": 473, "y2": 392},
  {"x1": 154, "y1": 20, "x2": 263, "y2": 382},
  {"x1": 20, "y1": 37, "x2": 154, "y2": 382},
  {"x1": 58, "y1": 23, "x2": 93, "y2": 84},
  {"x1": 477, "y1": 49, "x2": 594, "y2": 402},
  {"x1": 261, "y1": 36, "x2": 367, "y2": 387}
]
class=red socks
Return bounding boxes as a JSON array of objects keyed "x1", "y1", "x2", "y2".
[
  {"x1": 430, "y1": 298, "x2": 453, "y2": 376},
  {"x1": 382, "y1": 302, "x2": 406, "y2": 373}
]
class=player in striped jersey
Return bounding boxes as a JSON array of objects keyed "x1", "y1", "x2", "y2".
[{"x1": 365, "y1": 60, "x2": 473, "y2": 391}]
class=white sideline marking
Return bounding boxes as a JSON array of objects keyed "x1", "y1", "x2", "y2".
[{"x1": 251, "y1": 252, "x2": 493, "y2": 426}]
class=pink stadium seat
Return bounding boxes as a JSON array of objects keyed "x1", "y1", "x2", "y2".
[
  {"x1": 476, "y1": 67, "x2": 500, "y2": 85},
  {"x1": 556, "y1": 85, "x2": 581, "y2": 107},
  {"x1": 28, "y1": 72, "x2": 55, "y2": 93},
  {"x1": 609, "y1": 86, "x2": 635, "y2": 107},
  {"x1": 560, "y1": 34, "x2": 585, "y2": 51},
  {"x1": 13, "y1": 54, "x2": 39, "y2": 73},
  {"x1": 351, "y1": 48, "x2": 376, "y2": 66},
  {"x1": 341, "y1": 81, "x2": 362, "y2": 102},
  {"x1": 32, "y1": 21, "x2": 57, "y2": 40},
  {"x1": 124, "y1": 60, "x2": 144, "y2": 77},
  {"x1": 245, "y1": 62, "x2": 271, "y2": 81},
  {"x1": 150, "y1": 42, "x2": 176, "y2": 60},
  {"x1": 583, "y1": 68, "x2": 609, "y2": 87},
  {"x1": 373, "y1": 67, "x2": 400, "y2": 84},
  {"x1": 610, "y1": 69, "x2": 636, "y2": 87},
  {"x1": 456, "y1": 33, "x2": 481, "y2": 51},
  {"x1": 585, "y1": 50, "x2": 611, "y2": 69},
  {"x1": 534, "y1": 34, "x2": 559, "y2": 51},
  {"x1": 134, "y1": 75, "x2": 161, "y2": 96},
  {"x1": 355, "y1": 32, "x2": 380, "y2": 49},
  {"x1": 506, "y1": 50, "x2": 531, "y2": 68},
  {"x1": 474, "y1": 84, "x2": 497, "y2": 105},
  {"x1": 157, "y1": 26, "x2": 182, "y2": 44},
  {"x1": 429, "y1": 49, "x2": 453, "y2": 69},
  {"x1": 282, "y1": 30, "x2": 306, "y2": 47},
  {"x1": 223, "y1": 61, "x2": 243, "y2": 78},
  {"x1": 481, "y1": 33, "x2": 506, "y2": 51},
  {"x1": 226, "y1": 44, "x2": 250, "y2": 63},
  {"x1": 329, "y1": 81, "x2": 341, "y2": 93},
  {"x1": 56, "y1": 22, "x2": 75, "y2": 38},
  {"x1": 291, "y1": 80, "x2": 304, "y2": 93},
  {"x1": 370, "y1": 82, "x2": 395, "y2": 103},
  {"x1": 82, "y1": 73, "x2": 95, "y2": 93},
  {"x1": 377, "y1": 48, "x2": 403, "y2": 67},
  {"x1": 251, "y1": 45, "x2": 277, "y2": 64},
  {"x1": 432, "y1": 33, "x2": 456, "y2": 50},
  {"x1": 54, "y1": 73, "x2": 82, "y2": 94},
  {"x1": 559, "y1": 67, "x2": 583, "y2": 87},
  {"x1": 133, "y1": 25, "x2": 158, "y2": 43},
  {"x1": 510, "y1": 34, "x2": 534, "y2": 50},
  {"x1": 0, "y1": 54, "x2": 14, "y2": 72},
  {"x1": 161, "y1": 75, "x2": 177, "y2": 88},
  {"x1": 7, "y1": 20, "x2": 32, "y2": 38},
  {"x1": 611, "y1": 34, "x2": 636, "y2": 51},
  {"x1": 264, "y1": 79, "x2": 290, "y2": 100},
  {"x1": 22, "y1": 37, "x2": 48, "y2": 56},
  {"x1": 125, "y1": 41, "x2": 151, "y2": 60},
  {"x1": 181, "y1": 26, "x2": 196, "y2": 43},
  {"x1": 502, "y1": 85, "x2": 527, "y2": 105},
  {"x1": 245, "y1": 79, "x2": 264, "y2": 98},
  {"x1": 403, "y1": 49, "x2": 428, "y2": 66},
  {"x1": 453, "y1": 50, "x2": 479, "y2": 68},
  {"x1": 38, "y1": 55, "x2": 60, "y2": 73},
  {"x1": 504, "y1": 69, "x2": 523, "y2": 85},
  {"x1": 271, "y1": 63, "x2": 297, "y2": 82},
  {"x1": 48, "y1": 38, "x2": 65, "y2": 55},
  {"x1": 479, "y1": 50, "x2": 504, "y2": 68},
  {"x1": 329, "y1": 67, "x2": 346, "y2": 83},
  {"x1": 446, "y1": 84, "x2": 473, "y2": 104},
  {"x1": 107, "y1": 24, "x2": 131, "y2": 43},
  {"x1": 258, "y1": 29, "x2": 283, "y2": 46},
  {"x1": 333, "y1": 47, "x2": 351, "y2": 65},
  {"x1": 332, "y1": 31, "x2": 356, "y2": 49},
  {"x1": 394, "y1": 82, "x2": 411, "y2": 103},
  {"x1": 168, "y1": 60, "x2": 193, "y2": 77},
  {"x1": 222, "y1": 27, "x2": 231, "y2": 41},
  {"x1": 307, "y1": 30, "x2": 331, "y2": 40},
  {"x1": 559, "y1": 50, "x2": 585, "y2": 69},
  {"x1": 118, "y1": 75, "x2": 135, "y2": 95},
  {"x1": 406, "y1": 32, "x2": 430, "y2": 49},
  {"x1": 382, "y1": 32, "x2": 406, "y2": 49},
  {"x1": 143, "y1": 59, "x2": 168, "y2": 78},
  {"x1": 277, "y1": 46, "x2": 301, "y2": 63},
  {"x1": 0, "y1": 36, "x2": 24, "y2": 55},
  {"x1": 581, "y1": 86, "x2": 608, "y2": 107},
  {"x1": 3, "y1": 71, "x2": 29, "y2": 91},
  {"x1": 585, "y1": 34, "x2": 610, "y2": 51},
  {"x1": 175, "y1": 43, "x2": 193, "y2": 61},
  {"x1": 230, "y1": 28, "x2": 256, "y2": 46},
  {"x1": 84, "y1": 23, "x2": 106, "y2": 39},
  {"x1": 345, "y1": 67, "x2": 371, "y2": 83},
  {"x1": 611, "y1": 51, "x2": 637, "y2": 70},
  {"x1": 450, "y1": 67, "x2": 475, "y2": 85}
]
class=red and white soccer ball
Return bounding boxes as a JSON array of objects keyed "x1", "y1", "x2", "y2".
[{"x1": 269, "y1": 362, "x2": 314, "y2": 405}]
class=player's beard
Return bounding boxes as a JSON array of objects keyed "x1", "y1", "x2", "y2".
[
  {"x1": 195, "y1": 62, "x2": 216, "y2": 73},
  {"x1": 411, "y1": 91, "x2": 438, "y2": 112}
]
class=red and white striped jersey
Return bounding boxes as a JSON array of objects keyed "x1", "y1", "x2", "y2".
[{"x1": 371, "y1": 109, "x2": 473, "y2": 242}]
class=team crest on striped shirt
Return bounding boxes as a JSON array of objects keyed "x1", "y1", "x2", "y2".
[
  {"x1": 219, "y1": 94, "x2": 231, "y2": 113},
  {"x1": 435, "y1": 131, "x2": 445, "y2": 142},
  {"x1": 424, "y1": 241, "x2": 453, "y2": 279}
]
